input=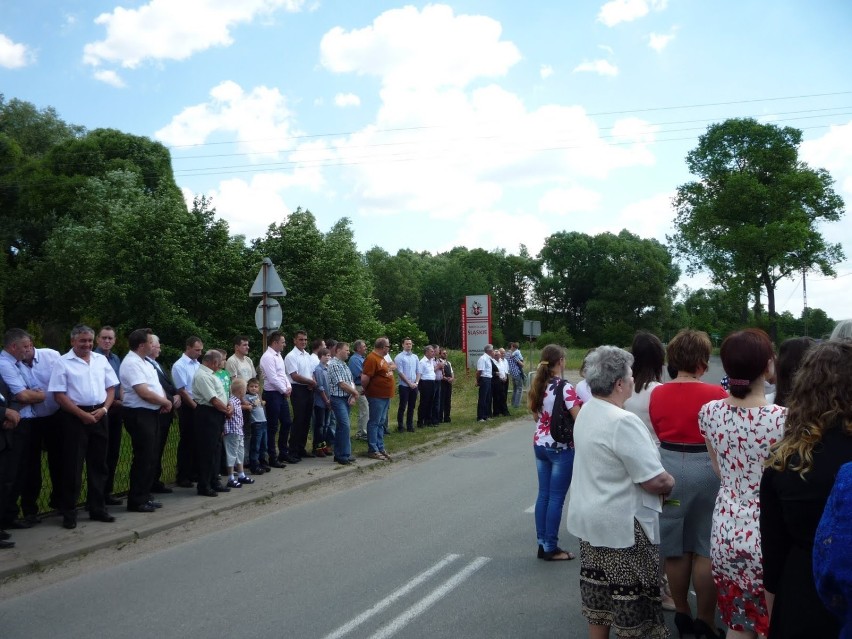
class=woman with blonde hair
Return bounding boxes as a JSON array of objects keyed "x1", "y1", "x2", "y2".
[
  {"x1": 529, "y1": 344, "x2": 582, "y2": 561},
  {"x1": 760, "y1": 340, "x2": 852, "y2": 639}
]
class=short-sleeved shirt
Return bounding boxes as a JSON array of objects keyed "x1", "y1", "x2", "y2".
[
  {"x1": 328, "y1": 358, "x2": 354, "y2": 398},
  {"x1": 172, "y1": 354, "x2": 201, "y2": 398},
  {"x1": 284, "y1": 347, "x2": 314, "y2": 385},
  {"x1": 533, "y1": 377, "x2": 582, "y2": 450},
  {"x1": 394, "y1": 350, "x2": 419, "y2": 386},
  {"x1": 245, "y1": 393, "x2": 266, "y2": 423},
  {"x1": 48, "y1": 350, "x2": 119, "y2": 406},
  {"x1": 476, "y1": 353, "x2": 494, "y2": 378},
  {"x1": 192, "y1": 365, "x2": 226, "y2": 407},
  {"x1": 649, "y1": 381, "x2": 728, "y2": 444},
  {"x1": 120, "y1": 350, "x2": 165, "y2": 410},
  {"x1": 418, "y1": 356, "x2": 436, "y2": 381},
  {"x1": 225, "y1": 354, "x2": 256, "y2": 381},
  {"x1": 566, "y1": 397, "x2": 666, "y2": 548},
  {"x1": 363, "y1": 351, "x2": 394, "y2": 399},
  {"x1": 224, "y1": 396, "x2": 244, "y2": 435},
  {"x1": 348, "y1": 352, "x2": 366, "y2": 384},
  {"x1": 20, "y1": 348, "x2": 61, "y2": 417},
  {"x1": 0, "y1": 350, "x2": 36, "y2": 418}
]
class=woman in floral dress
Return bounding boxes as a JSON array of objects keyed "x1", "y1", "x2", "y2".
[
  {"x1": 529, "y1": 344, "x2": 582, "y2": 561},
  {"x1": 699, "y1": 329, "x2": 785, "y2": 639}
]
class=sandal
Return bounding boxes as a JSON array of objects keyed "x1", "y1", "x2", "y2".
[{"x1": 541, "y1": 547, "x2": 575, "y2": 561}]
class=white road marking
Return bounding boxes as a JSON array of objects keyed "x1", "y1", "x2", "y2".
[
  {"x1": 367, "y1": 557, "x2": 491, "y2": 639},
  {"x1": 321, "y1": 554, "x2": 461, "y2": 639}
]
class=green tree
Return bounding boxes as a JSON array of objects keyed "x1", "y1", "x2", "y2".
[{"x1": 670, "y1": 118, "x2": 845, "y2": 340}]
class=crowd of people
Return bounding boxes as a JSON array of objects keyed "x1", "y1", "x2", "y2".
[
  {"x1": 0, "y1": 326, "x2": 468, "y2": 548},
  {"x1": 529, "y1": 321, "x2": 852, "y2": 639}
]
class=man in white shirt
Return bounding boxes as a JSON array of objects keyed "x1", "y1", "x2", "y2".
[
  {"x1": 476, "y1": 344, "x2": 495, "y2": 422},
  {"x1": 48, "y1": 324, "x2": 120, "y2": 529},
  {"x1": 416, "y1": 345, "x2": 437, "y2": 427},
  {"x1": 171, "y1": 336, "x2": 203, "y2": 487},
  {"x1": 284, "y1": 330, "x2": 317, "y2": 459},
  {"x1": 120, "y1": 328, "x2": 172, "y2": 513},
  {"x1": 259, "y1": 331, "x2": 296, "y2": 466},
  {"x1": 394, "y1": 338, "x2": 420, "y2": 433}
]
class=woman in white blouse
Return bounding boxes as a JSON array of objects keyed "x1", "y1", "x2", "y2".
[{"x1": 567, "y1": 345, "x2": 675, "y2": 639}]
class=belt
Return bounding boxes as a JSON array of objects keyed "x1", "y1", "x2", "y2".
[
  {"x1": 75, "y1": 403, "x2": 105, "y2": 412},
  {"x1": 660, "y1": 441, "x2": 707, "y2": 453}
]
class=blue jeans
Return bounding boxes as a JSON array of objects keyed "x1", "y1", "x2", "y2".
[
  {"x1": 511, "y1": 375, "x2": 524, "y2": 408},
  {"x1": 367, "y1": 397, "x2": 389, "y2": 452},
  {"x1": 534, "y1": 445, "x2": 575, "y2": 552},
  {"x1": 476, "y1": 378, "x2": 492, "y2": 420},
  {"x1": 249, "y1": 421, "x2": 267, "y2": 466},
  {"x1": 330, "y1": 397, "x2": 352, "y2": 460}
]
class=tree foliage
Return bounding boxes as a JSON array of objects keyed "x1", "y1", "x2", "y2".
[{"x1": 670, "y1": 118, "x2": 845, "y2": 339}]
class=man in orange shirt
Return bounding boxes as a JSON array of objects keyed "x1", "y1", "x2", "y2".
[{"x1": 360, "y1": 337, "x2": 395, "y2": 461}]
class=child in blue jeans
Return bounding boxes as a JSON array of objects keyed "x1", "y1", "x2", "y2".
[{"x1": 246, "y1": 378, "x2": 269, "y2": 474}]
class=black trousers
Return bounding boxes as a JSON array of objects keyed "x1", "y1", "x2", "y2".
[
  {"x1": 176, "y1": 403, "x2": 197, "y2": 483},
  {"x1": 194, "y1": 405, "x2": 224, "y2": 494},
  {"x1": 289, "y1": 385, "x2": 312, "y2": 454},
  {"x1": 123, "y1": 407, "x2": 160, "y2": 508},
  {"x1": 0, "y1": 417, "x2": 29, "y2": 524},
  {"x1": 441, "y1": 380, "x2": 453, "y2": 422},
  {"x1": 397, "y1": 385, "x2": 418, "y2": 429},
  {"x1": 492, "y1": 378, "x2": 507, "y2": 416},
  {"x1": 153, "y1": 410, "x2": 174, "y2": 486},
  {"x1": 417, "y1": 380, "x2": 435, "y2": 426},
  {"x1": 104, "y1": 402, "x2": 124, "y2": 496},
  {"x1": 59, "y1": 411, "x2": 109, "y2": 519},
  {"x1": 20, "y1": 414, "x2": 62, "y2": 517}
]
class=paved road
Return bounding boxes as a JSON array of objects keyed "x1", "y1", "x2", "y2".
[{"x1": 0, "y1": 421, "x2": 685, "y2": 639}]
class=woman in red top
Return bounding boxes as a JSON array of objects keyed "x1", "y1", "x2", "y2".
[{"x1": 649, "y1": 329, "x2": 728, "y2": 639}]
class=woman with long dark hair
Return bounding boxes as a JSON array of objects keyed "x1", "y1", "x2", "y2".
[
  {"x1": 773, "y1": 337, "x2": 816, "y2": 407},
  {"x1": 529, "y1": 344, "x2": 582, "y2": 561},
  {"x1": 760, "y1": 340, "x2": 852, "y2": 639}
]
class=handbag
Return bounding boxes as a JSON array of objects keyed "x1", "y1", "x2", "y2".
[{"x1": 549, "y1": 379, "x2": 575, "y2": 445}]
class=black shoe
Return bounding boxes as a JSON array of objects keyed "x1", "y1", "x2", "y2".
[
  {"x1": 693, "y1": 619, "x2": 724, "y2": 639},
  {"x1": 176, "y1": 479, "x2": 194, "y2": 488},
  {"x1": 63, "y1": 517, "x2": 77, "y2": 529},
  {"x1": 212, "y1": 484, "x2": 231, "y2": 493},
  {"x1": 128, "y1": 503, "x2": 156, "y2": 513},
  {"x1": 674, "y1": 613, "x2": 695, "y2": 638},
  {"x1": 146, "y1": 501, "x2": 163, "y2": 509},
  {"x1": 407, "y1": 428, "x2": 415, "y2": 432},
  {"x1": 282, "y1": 454, "x2": 301, "y2": 464},
  {"x1": 250, "y1": 466, "x2": 265, "y2": 475},
  {"x1": 0, "y1": 530, "x2": 10, "y2": 540},
  {"x1": 0, "y1": 539, "x2": 15, "y2": 549},
  {"x1": 397, "y1": 427, "x2": 404, "y2": 433},
  {"x1": 105, "y1": 495, "x2": 123, "y2": 506},
  {"x1": 151, "y1": 484, "x2": 173, "y2": 494},
  {"x1": 269, "y1": 460, "x2": 286, "y2": 468},
  {"x1": 89, "y1": 511, "x2": 116, "y2": 523},
  {"x1": 197, "y1": 489, "x2": 217, "y2": 497},
  {"x1": 4, "y1": 519, "x2": 32, "y2": 529},
  {"x1": 334, "y1": 457, "x2": 352, "y2": 465},
  {"x1": 22, "y1": 514, "x2": 41, "y2": 526}
]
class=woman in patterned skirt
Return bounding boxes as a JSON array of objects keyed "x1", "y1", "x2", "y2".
[
  {"x1": 567, "y1": 346, "x2": 675, "y2": 638},
  {"x1": 699, "y1": 329, "x2": 785, "y2": 639}
]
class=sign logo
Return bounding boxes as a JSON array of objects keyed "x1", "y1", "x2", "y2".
[{"x1": 471, "y1": 301, "x2": 482, "y2": 316}]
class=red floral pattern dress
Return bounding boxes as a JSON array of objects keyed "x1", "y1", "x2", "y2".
[{"x1": 699, "y1": 401, "x2": 786, "y2": 635}]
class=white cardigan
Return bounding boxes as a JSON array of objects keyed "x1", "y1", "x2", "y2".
[{"x1": 566, "y1": 397, "x2": 665, "y2": 548}]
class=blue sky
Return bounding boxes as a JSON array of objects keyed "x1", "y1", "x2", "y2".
[{"x1": 3, "y1": 0, "x2": 852, "y2": 320}]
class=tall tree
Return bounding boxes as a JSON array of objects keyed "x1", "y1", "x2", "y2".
[{"x1": 670, "y1": 118, "x2": 845, "y2": 340}]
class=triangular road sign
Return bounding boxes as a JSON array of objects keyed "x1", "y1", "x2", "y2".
[{"x1": 249, "y1": 258, "x2": 287, "y2": 297}]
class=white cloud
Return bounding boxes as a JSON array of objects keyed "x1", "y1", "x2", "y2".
[
  {"x1": 334, "y1": 93, "x2": 361, "y2": 108},
  {"x1": 320, "y1": 4, "x2": 521, "y2": 90},
  {"x1": 597, "y1": 0, "x2": 668, "y2": 27},
  {"x1": 800, "y1": 120, "x2": 852, "y2": 200},
  {"x1": 93, "y1": 69, "x2": 126, "y2": 87},
  {"x1": 573, "y1": 59, "x2": 619, "y2": 76},
  {"x1": 538, "y1": 187, "x2": 602, "y2": 215},
  {"x1": 443, "y1": 209, "x2": 553, "y2": 256},
  {"x1": 82, "y1": 0, "x2": 307, "y2": 69},
  {"x1": 598, "y1": 44, "x2": 615, "y2": 56},
  {"x1": 539, "y1": 64, "x2": 554, "y2": 79},
  {"x1": 607, "y1": 192, "x2": 675, "y2": 241},
  {"x1": 0, "y1": 33, "x2": 34, "y2": 69},
  {"x1": 155, "y1": 81, "x2": 300, "y2": 160},
  {"x1": 648, "y1": 31, "x2": 675, "y2": 52}
]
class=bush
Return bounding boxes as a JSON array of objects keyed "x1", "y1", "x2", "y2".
[
  {"x1": 384, "y1": 315, "x2": 429, "y2": 349},
  {"x1": 535, "y1": 329, "x2": 573, "y2": 349}
]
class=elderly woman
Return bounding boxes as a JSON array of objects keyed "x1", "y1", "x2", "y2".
[
  {"x1": 830, "y1": 319, "x2": 852, "y2": 340},
  {"x1": 530, "y1": 344, "x2": 582, "y2": 561},
  {"x1": 699, "y1": 329, "x2": 785, "y2": 639},
  {"x1": 650, "y1": 329, "x2": 728, "y2": 639},
  {"x1": 760, "y1": 340, "x2": 852, "y2": 639},
  {"x1": 567, "y1": 346, "x2": 675, "y2": 639}
]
